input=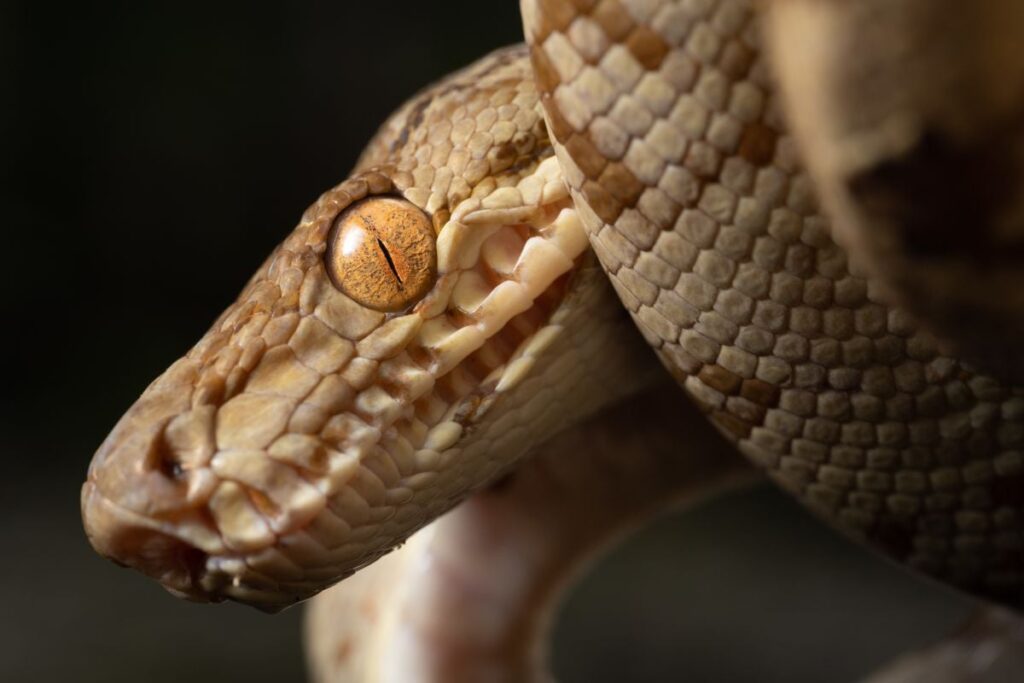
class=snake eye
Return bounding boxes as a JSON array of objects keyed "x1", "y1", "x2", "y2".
[{"x1": 325, "y1": 196, "x2": 436, "y2": 312}]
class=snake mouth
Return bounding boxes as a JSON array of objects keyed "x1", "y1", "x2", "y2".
[{"x1": 81, "y1": 481, "x2": 219, "y2": 603}]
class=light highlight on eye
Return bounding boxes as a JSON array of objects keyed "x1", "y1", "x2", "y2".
[{"x1": 325, "y1": 197, "x2": 436, "y2": 312}]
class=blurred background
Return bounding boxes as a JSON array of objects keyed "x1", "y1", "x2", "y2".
[{"x1": 3, "y1": 1, "x2": 978, "y2": 681}]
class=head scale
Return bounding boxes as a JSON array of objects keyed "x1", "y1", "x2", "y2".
[{"x1": 81, "y1": 46, "x2": 642, "y2": 611}]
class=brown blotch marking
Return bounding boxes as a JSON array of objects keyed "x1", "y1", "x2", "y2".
[
  {"x1": 582, "y1": 178, "x2": 624, "y2": 224},
  {"x1": 740, "y1": 378, "x2": 781, "y2": 406},
  {"x1": 248, "y1": 489, "x2": 278, "y2": 519},
  {"x1": 718, "y1": 41, "x2": 755, "y2": 80},
  {"x1": 358, "y1": 595, "x2": 379, "y2": 621},
  {"x1": 590, "y1": 0, "x2": 634, "y2": 42},
  {"x1": 529, "y1": 44, "x2": 562, "y2": 96},
  {"x1": 446, "y1": 308, "x2": 476, "y2": 328},
  {"x1": 325, "y1": 197, "x2": 436, "y2": 312},
  {"x1": 540, "y1": 96, "x2": 575, "y2": 143},
  {"x1": 625, "y1": 25, "x2": 669, "y2": 70},
  {"x1": 600, "y1": 161, "x2": 645, "y2": 206},
  {"x1": 738, "y1": 123, "x2": 777, "y2": 166},
  {"x1": 493, "y1": 140, "x2": 518, "y2": 163},
  {"x1": 565, "y1": 133, "x2": 608, "y2": 179},
  {"x1": 461, "y1": 344, "x2": 495, "y2": 384},
  {"x1": 538, "y1": 0, "x2": 578, "y2": 34},
  {"x1": 413, "y1": 396, "x2": 440, "y2": 426},
  {"x1": 305, "y1": 445, "x2": 330, "y2": 474},
  {"x1": 431, "y1": 207, "x2": 450, "y2": 236},
  {"x1": 484, "y1": 325, "x2": 517, "y2": 360},
  {"x1": 333, "y1": 637, "x2": 354, "y2": 664},
  {"x1": 699, "y1": 364, "x2": 742, "y2": 395},
  {"x1": 712, "y1": 410, "x2": 752, "y2": 439},
  {"x1": 512, "y1": 128, "x2": 540, "y2": 156},
  {"x1": 406, "y1": 344, "x2": 434, "y2": 371},
  {"x1": 494, "y1": 143, "x2": 554, "y2": 179},
  {"x1": 433, "y1": 373, "x2": 461, "y2": 405}
]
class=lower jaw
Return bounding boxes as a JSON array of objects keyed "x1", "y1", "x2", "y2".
[{"x1": 81, "y1": 481, "x2": 217, "y2": 602}]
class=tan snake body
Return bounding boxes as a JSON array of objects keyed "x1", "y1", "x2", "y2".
[{"x1": 82, "y1": 0, "x2": 1024, "y2": 678}]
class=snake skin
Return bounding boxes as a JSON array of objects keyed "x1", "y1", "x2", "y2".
[
  {"x1": 83, "y1": 0, "x2": 1024, "y2": 668},
  {"x1": 523, "y1": 0, "x2": 1024, "y2": 606},
  {"x1": 305, "y1": 386, "x2": 750, "y2": 682},
  {"x1": 82, "y1": 49, "x2": 656, "y2": 610},
  {"x1": 764, "y1": 0, "x2": 1024, "y2": 383}
]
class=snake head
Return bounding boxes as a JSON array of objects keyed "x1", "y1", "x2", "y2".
[{"x1": 81, "y1": 46, "x2": 649, "y2": 611}]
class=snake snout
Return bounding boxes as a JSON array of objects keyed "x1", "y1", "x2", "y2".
[
  {"x1": 86, "y1": 386, "x2": 213, "y2": 516},
  {"x1": 84, "y1": 379, "x2": 227, "y2": 601},
  {"x1": 81, "y1": 480, "x2": 215, "y2": 602}
]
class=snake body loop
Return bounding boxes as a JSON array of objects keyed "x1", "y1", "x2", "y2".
[{"x1": 525, "y1": 0, "x2": 1024, "y2": 606}]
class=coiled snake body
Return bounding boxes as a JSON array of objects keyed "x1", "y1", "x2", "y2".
[{"x1": 82, "y1": 0, "x2": 1024, "y2": 679}]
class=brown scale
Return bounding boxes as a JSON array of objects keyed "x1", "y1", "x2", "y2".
[
  {"x1": 525, "y1": 0, "x2": 1024, "y2": 607},
  {"x1": 479, "y1": 326, "x2": 518, "y2": 362},
  {"x1": 247, "y1": 490, "x2": 279, "y2": 525},
  {"x1": 405, "y1": 344, "x2": 434, "y2": 371},
  {"x1": 362, "y1": 449, "x2": 401, "y2": 489},
  {"x1": 462, "y1": 344, "x2": 501, "y2": 384},
  {"x1": 413, "y1": 394, "x2": 448, "y2": 427},
  {"x1": 434, "y1": 366, "x2": 478, "y2": 406}
]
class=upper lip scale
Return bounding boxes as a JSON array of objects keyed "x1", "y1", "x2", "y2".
[{"x1": 81, "y1": 479, "x2": 223, "y2": 601}]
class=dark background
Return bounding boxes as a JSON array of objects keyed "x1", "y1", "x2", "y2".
[{"x1": 3, "y1": 2, "x2": 976, "y2": 681}]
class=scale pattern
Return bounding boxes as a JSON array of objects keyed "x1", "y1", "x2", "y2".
[
  {"x1": 82, "y1": 49, "x2": 653, "y2": 610},
  {"x1": 524, "y1": 0, "x2": 1024, "y2": 604}
]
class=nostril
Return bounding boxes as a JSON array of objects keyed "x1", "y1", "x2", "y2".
[
  {"x1": 160, "y1": 406, "x2": 217, "y2": 473},
  {"x1": 151, "y1": 426, "x2": 186, "y2": 480}
]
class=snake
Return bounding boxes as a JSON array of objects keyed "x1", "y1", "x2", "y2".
[{"x1": 81, "y1": 0, "x2": 1024, "y2": 679}]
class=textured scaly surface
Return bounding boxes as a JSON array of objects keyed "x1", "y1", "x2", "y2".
[
  {"x1": 523, "y1": 0, "x2": 1024, "y2": 605},
  {"x1": 82, "y1": 48, "x2": 655, "y2": 611},
  {"x1": 82, "y1": 0, "x2": 1024, "y2": 670}
]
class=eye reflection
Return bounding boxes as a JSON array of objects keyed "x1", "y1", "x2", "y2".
[
  {"x1": 341, "y1": 226, "x2": 368, "y2": 258},
  {"x1": 325, "y1": 196, "x2": 436, "y2": 312}
]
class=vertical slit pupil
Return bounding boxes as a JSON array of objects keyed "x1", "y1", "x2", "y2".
[{"x1": 377, "y1": 238, "x2": 403, "y2": 288}]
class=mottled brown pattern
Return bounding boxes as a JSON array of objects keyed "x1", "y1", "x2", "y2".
[
  {"x1": 525, "y1": 0, "x2": 1024, "y2": 607},
  {"x1": 591, "y1": 0, "x2": 634, "y2": 42},
  {"x1": 564, "y1": 133, "x2": 608, "y2": 178},
  {"x1": 626, "y1": 25, "x2": 670, "y2": 70},
  {"x1": 764, "y1": 0, "x2": 1024, "y2": 384},
  {"x1": 600, "y1": 161, "x2": 646, "y2": 206},
  {"x1": 738, "y1": 122, "x2": 777, "y2": 166}
]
